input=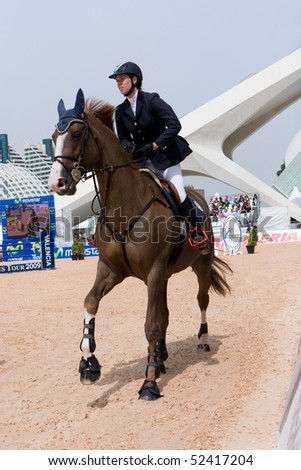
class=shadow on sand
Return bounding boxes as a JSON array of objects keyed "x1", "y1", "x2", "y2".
[{"x1": 87, "y1": 332, "x2": 229, "y2": 408}]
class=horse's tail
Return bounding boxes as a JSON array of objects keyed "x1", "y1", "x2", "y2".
[{"x1": 210, "y1": 256, "x2": 232, "y2": 296}]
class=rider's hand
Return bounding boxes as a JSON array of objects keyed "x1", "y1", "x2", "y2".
[{"x1": 140, "y1": 143, "x2": 154, "y2": 156}]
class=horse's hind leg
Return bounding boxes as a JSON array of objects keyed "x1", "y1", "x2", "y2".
[
  {"x1": 138, "y1": 277, "x2": 169, "y2": 401},
  {"x1": 192, "y1": 260, "x2": 211, "y2": 351},
  {"x1": 79, "y1": 260, "x2": 123, "y2": 385}
]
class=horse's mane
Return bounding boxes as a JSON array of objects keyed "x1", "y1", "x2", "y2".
[{"x1": 85, "y1": 98, "x2": 115, "y2": 132}]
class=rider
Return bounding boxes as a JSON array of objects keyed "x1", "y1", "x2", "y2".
[{"x1": 109, "y1": 61, "x2": 209, "y2": 251}]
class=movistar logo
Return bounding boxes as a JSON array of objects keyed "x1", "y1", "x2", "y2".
[
  {"x1": 54, "y1": 247, "x2": 63, "y2": 258},
  {"x1": 21, "y1": 197, "x2": 41, "y2": 203},
  {"x1": 31, "y1": 242, "x2": 41, "y2": 255},
  {"x1": 6, "y1": 241, "x2": 24, "y2": 255}
]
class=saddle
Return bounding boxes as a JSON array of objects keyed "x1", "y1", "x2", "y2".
[
  {"x1": 139, "y1": 168, "x2": 182, "y2": 217},
  {"x1": 139, "y1": 168, "x2": 205, "y2": 221}
]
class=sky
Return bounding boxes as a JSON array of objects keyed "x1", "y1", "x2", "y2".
[{"x1": 1, "y1": 0, "x2": 301, "y2": 198}]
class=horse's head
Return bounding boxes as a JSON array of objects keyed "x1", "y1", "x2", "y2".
[{"x1": 48, "y1": 88, "x2": 101, "y2": 196}]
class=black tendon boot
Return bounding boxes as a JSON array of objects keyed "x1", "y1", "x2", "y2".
[{"x1": 180, "y1": 196, "x2": 210, "y2": 252}]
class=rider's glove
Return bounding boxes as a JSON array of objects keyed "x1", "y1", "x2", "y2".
[{"x1": 140, "y1": 143, "x2": 154, "y2": 156}]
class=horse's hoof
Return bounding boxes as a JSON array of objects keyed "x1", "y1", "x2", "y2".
[
  {"x1": 159, "y1": 363, "x2": 167, "y2": 374},
  {"x1": 80, "y1": 369, "x2": 101, "y2": 385},
  {"x1": 197, "y1": 343, "x2": 210, "y2": 352},
  {"x1": 138, "y1": 380, "x2": 162, "y2": 401},
  {"x1": 79, "y1": 355, "x2": 101, "y2": 385}
]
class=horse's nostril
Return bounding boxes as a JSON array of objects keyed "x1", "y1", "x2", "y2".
[{"x1": 57, "y1": 178, "x2": 65, "y2": 188}]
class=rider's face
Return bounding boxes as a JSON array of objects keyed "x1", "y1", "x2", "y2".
[{"x1": 115, "y1": 74, "x2": 137, "y2": 96}]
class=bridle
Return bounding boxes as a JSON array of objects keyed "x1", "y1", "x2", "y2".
[
  {"x1": 54, "y1": 116, "x2": 145, "y2": 184},
  {"x1": 53, "y1": 116, "x2": 169, "y2": 244},
  {"x1": 54, "y1": 117, "x2": 91, "y2": 183}
]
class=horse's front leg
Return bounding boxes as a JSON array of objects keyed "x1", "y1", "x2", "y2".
[
  {"x1": 79, "y1": 310, "x2": 101, "y2": 385},
  {"x1": 155, "y1": 279, "x2": 169, "y2": 375},
  {"x1": 79, "y1": 260, "x2": 123, "y2": 385},
  {"x1": 138, "y1": 277, "x2": 169, "y2": 401}
]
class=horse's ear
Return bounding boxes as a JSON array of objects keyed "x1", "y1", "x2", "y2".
[
  {"x1": 58, "y1": 98, "x2": 66, "y2": 117},
  {"x1": 74, "y1": 88, "x2": 85, "y2": 115}
]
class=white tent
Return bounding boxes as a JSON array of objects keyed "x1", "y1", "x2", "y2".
[
  {"x1": 72, "y1": 218, "x2": 97, "y2": 240},
  {"x1": 72, "y1": 217, "x2": 96, "y2": 231},
  {"x1": 258, "y1": 206, "x2": 290, "y2": 231}
]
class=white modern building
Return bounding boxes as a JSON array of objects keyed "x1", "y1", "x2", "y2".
[
  {"x1": 8, "y1": 145, "x2": 26, "y2": 168},
  {"x1": 53, "y1": 47, "x2": 301, "y2": 223},
  {"x1": 0, "y1": 134, "x2": 53, "y2": 197},
  {"x1": 273, "y1": 128, "x2": 301, "y2": 201},
  {"x1": 1, "y1": 49, "x2": 301, "y2": 224},
  {"x1": 180, "y1": 47, "x2": 301, "y2": 221},
  {"x1": 24, "y1": 141, "x2": 52, "y2": 191},
  {"x1": 0, "y1": 163, "x2": 50, "y2": 199}
]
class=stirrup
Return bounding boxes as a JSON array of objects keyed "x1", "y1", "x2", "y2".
[{"x1": 188, "y1": 227, "x2": 209, "y2": 249}]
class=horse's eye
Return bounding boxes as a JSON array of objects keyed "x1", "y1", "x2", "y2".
[{"x1": 73, "y1": 131, "x2": 81, "y2": 140}]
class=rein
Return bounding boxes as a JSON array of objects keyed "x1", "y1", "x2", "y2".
[
  {"x1": 100, "y1": 187, "x2": 168, "y2": 243},
  {"x1": 54, "y1": 118, "x2": 169, "y2": 244},
  {"x1": 54, "y1": 121, "x2": 90, "y2": 183},
  {"x1": 96, "y1": 164, "x2": 169, "y2": 243},
  {"x1": 54, "y1": 119, "x2": 144, "y2": 183}
]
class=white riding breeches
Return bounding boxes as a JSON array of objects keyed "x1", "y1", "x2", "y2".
[{"x1": 145, "y1": 160, "x2": 187, "y2": 203}]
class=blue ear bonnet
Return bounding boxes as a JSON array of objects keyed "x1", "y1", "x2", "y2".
[{"x1": 56, "y1": 88, "x2": 86, "y2": 133}]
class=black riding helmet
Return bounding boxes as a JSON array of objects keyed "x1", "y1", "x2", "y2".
[{"x1": 109, "y1": 62, "x2": 143, "y2": 92}]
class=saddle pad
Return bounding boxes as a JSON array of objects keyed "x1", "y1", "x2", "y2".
[
  {"x1": 139, "y1": 168, "x2": 181, "y2": 204},
  {"x1": 139, "y1": 168, "x2": 205, "y2": 222}
]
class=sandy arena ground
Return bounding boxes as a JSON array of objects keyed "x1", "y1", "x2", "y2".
[{"x1": 1, "y1": 241, "x2": 301, "y2": 450}]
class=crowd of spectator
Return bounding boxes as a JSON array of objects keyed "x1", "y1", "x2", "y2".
[{"x1": 208, "y1": 193, "x2": 258, "y2": 229}]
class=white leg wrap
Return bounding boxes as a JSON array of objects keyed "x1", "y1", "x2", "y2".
[
  {"x1": 199, "y1": 310, "x2": 208, "y2": 345},
  {"x1": 81, "y1": 310, "x2": 95, "y2": 360}
]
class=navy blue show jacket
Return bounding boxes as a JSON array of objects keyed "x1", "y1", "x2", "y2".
[{"x1": 114, "y1": 90, "x2": 192, "y2": 170}]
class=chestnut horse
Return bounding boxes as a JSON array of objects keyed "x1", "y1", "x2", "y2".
[{"x1": 48, "y1": 89, "x2": 231, "y2": 400}]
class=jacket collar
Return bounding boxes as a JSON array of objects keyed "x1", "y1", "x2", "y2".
[
  {"x1": 123, "y1": 90, "x2": 144, "y2": 119},
  {"x1": 135, "y1": 90, "x2": 144, "y2": 118}
]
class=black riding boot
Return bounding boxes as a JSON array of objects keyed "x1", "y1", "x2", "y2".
[{"x1": 180, "y1": 196, "x2": 210, "y2": 252}]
